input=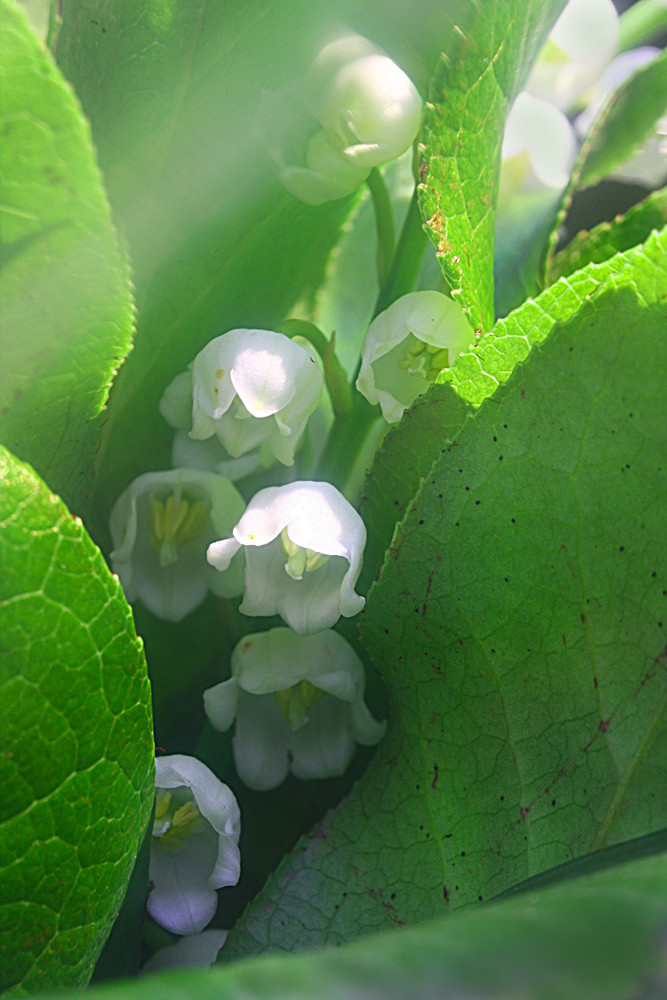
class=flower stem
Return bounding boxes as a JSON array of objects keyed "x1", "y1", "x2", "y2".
[
  {"x1": 375, "y1": 184, "x2": 428, "y2": 315},
  {"x1": 617, "y1": 0, "x2": 667, "y2": 51},
  {"x1": 316, "y1": 183, "x2": 427, "y2": 494},
  {"x1": 366, "y1": 167, "x2": 395, "y2": 288}
]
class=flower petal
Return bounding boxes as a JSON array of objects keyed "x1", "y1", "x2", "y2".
[
  {"x1": 148, "y1": 825, "x2": 219, "y2": 935},
  {"x1": 288, "y1": 696, "x2": 356, "y2": 780},
  {"x1": 230, "y1": 627, "x2": 363, "y2": 698},
  {"x1": 232, "y1": 691, "x2": 291, "y2": 791},
  {"x1": 203, "y1": 678, "x2": 240, "y2": 733}
]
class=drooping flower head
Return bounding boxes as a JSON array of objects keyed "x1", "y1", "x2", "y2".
[
  {"x1": 356, "y1": 290, "x2": 474, "y2": 423},
  {"x1": 203, "y1": 628, "x2": 386, "y2": 790},
  {"x1": 259, "y1": 31, "x2": 421, "y2": 204},
  {"x1": 110, "y1": 468, "x2": 245, "y2": 622},
  {"x1": 313, "y1": 41, "x2": 422, "y2": 167},
  {"x1": 207, "y1": 481, "x2": 366, "y2": 635},
  {"x1": 149, "y1": 755, "x2": 241, "y2": 936},
  {"x1": 161, "y1": 329, "x2": 323, "y2": 468}
]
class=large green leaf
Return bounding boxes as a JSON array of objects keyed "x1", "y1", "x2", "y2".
[
  {"x1": 34, "y1": 842, "x2": 667, "y2": 1000},
  {"x1": 362, "y1": 219, "x2": 667, "y2": 619},
  {"x1": 0, "y1": 0, "x2": 133, "y2": 513},
  {"x1": 52, "y1": 0, "x2": 462, "y2": 537},
  {"x1": 418, "y1": 0, "x2": 566, "y2": 335},
  {"x1": 548, "y1": 185, "x2": 667, "y2": 283},
  {"x1": 445, "y1": 224, "x2": 667, "y2": 407},
  {"x1": 225, "y1": 252, "x2": 667, "y2": 956},
  {"x1": 0, "y1": 447, "x2": 154, "y2": 994}
]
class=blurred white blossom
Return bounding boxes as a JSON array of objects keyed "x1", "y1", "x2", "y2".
[
  {"x1": 149, "y1": 756, "x2": 240, "y2": 936},
  {"x1": 110, "y1": 468, "x2": 245, "y2": 622},
  {"x1": 356, "y1": 290, "x2": 474, "y2": 423},
  {"x1": 501, "y1": 91, "x2": 577, "y2": 194},
  {"x1": 207, "y1": 480, "x2": 366, "y2": 634},
  {"x1": 526, "y1": 0, "x2": 619, "y2": 110},
  {"x1": 203, "y1": 628, "x2": 386, "y2": 790},
  {"x1": 261, "y1": 31, "x2": 421, "y2": 204}
]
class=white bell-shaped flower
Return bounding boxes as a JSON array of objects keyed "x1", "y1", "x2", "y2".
[
  {"x1": 207, "y1": 481, "x2": 366, "y2": 635},
  {"x1": 203, "y1": 628, "x2": 386, "y2": 790},
  {"x1": 186, "y1": 329, "x2": 323, "y2": 467},
  {"x1": 149, "y1": 755, "x2": 241, "y2": 936},
  {"x1": 356, "y1": 290, "x2": 474, "y2": 423},
  {"x1": 316, "y1": 50, "x2": 422, "y2": 167},
  {"x1": 526, "y1": 0, "x2": 619, "y2": 110},
  {"x1": 110, "y1": 468, "x2": 245, "y2": 622},
  {"x1": 501, "y1": 92, "x2": 577, "y2": 193}
]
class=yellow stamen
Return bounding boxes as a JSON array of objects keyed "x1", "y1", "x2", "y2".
[
  {"x1": 149, "y1": 492, "x2": 209, "y2": 566},
  {"x1": 273, "y1": 679, "x2": 326, "y2": 730},
  {"x1": 280, "y1": 528, "x2": 330, "y2": 580},
  {"x1": 152, "y1": 794, "x2": 204, "y2": 852},
  {"x1": 398, "y1": 333, "x2": 451, "y2": 380}
]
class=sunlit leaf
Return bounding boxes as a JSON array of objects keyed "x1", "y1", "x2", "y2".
[{"x1": 0, "y1": 447, "x2": 153, "y2": 993}]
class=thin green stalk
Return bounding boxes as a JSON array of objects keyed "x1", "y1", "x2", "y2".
[
  {"x1": 366, "y1": 167, "x2": 396, "y2": 288},
  {"x1": 618, "y1": 0, "x2": 667, "y2": 52},
  {"x1": 374, "y1": 185, "x2": 428, "y2": 316},
  {"x1": 316, "y1": 183, "x2": 427, "y2": 493}
]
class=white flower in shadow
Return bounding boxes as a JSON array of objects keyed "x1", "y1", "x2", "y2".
[
  {"x1": 204, "y1": 628, "x2": 386, "y2": 791},
  {"x1": 148, "y1": 756, "x2": 240, "y2": 936}
]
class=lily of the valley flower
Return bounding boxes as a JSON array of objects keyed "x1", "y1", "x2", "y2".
[
  {"x1": 313, "y1": 41, "x2": 422, "y2": 167},
  {"x1": 203, "y1": 628, "x2": 386, "y2": 790},
  {"x1": 526, "y1": 0, "x2": 619, "y2": 110},
  {"x1": 356, "y1": 290, "x2": 474, "y2": 423},
  {"x1": 162, "y1": 329, "x2": 323, "y2": 467},
  {"x1": 149, "y1": 755, "x2": 241, "y2": 936},
  {"x1": 207, "y1": 481, "x2": 366, "y2": 634},
  {"x1": 261, "y1": 32, "x2": 421, "y2": 204},
  {"x1": 501, "y1": 92, "x2": 577, "y2": 194},
  {"x1": 110, "y1": 469, "x2": 245, "y2": 622}
]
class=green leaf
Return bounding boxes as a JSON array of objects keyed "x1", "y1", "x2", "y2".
[
  {"x1": 418, "y1": 0, "x2": 566, "y2": 335},
  {"x1": 362, "y1": 226, "x2": 667, "y2": 606},
  {"x1": 548, "y1": 185, "x2": 667, "y2": 283},
  {"x1": 542, "y1": 50, "x2": 667, "y2": 278},
  {"x1": 577, "y1": 49, "x2": 667, "y2": 192},
  {"x1": 52, "y1": 0, "x2": 458, "y2": 535},
  {"x1": 225, "y1": 263, "x2": 667, "y2": 957},
  {"x1": 33, "y1": 843, "x2": 667, "y2": 1000},
  {"x1": 445, "y1": 224, "x2": 667, "y2": 408},
  {"x1": 0, "y1": 446, "x2": 154, "y2": 994},
  {"x1": 359, "y1": 383, "x2": 471, "y2": 593},
  {"x1": 0, "y1": 0, "x2": 133, "y2": 513}
]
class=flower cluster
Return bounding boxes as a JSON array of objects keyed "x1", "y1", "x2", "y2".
[
  {"x1": 111, "y1": 321, "x2": 391, "y2": 940},
  {"x1": 262, "y1": 32, "x2": 422, "y2": 204}
]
